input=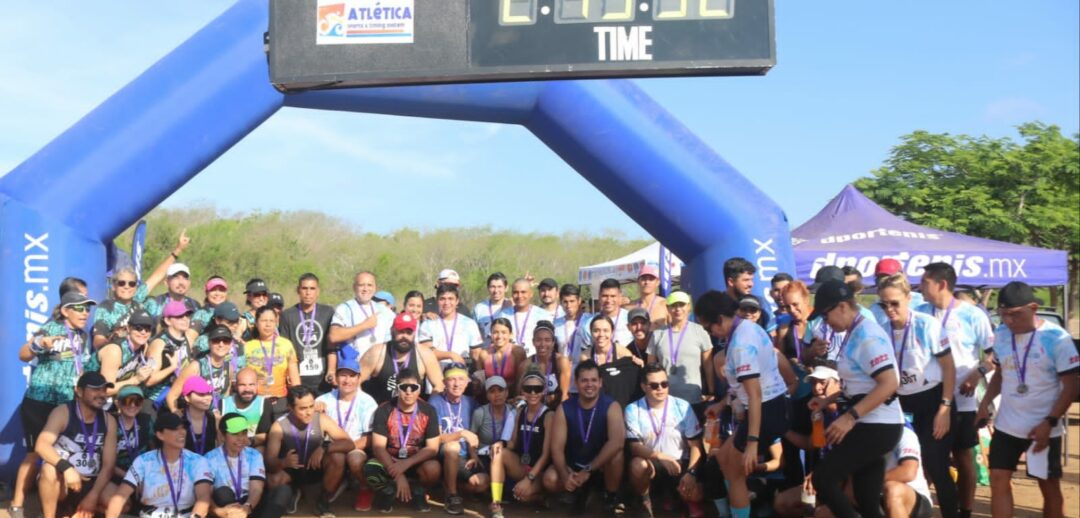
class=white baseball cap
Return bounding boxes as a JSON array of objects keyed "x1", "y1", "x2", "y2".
[
  {"x1": 804, "y1": 365, "x2": 840, "y2": 383},
  {"x1": 437, "y1": 268, "x2": 460, "y2": 284},
  {"x1": 166, "y1": 263, "x2": 191, "y2": 277}
]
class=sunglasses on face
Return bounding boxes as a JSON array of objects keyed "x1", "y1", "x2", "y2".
[
  {"x1": 211, "y1": 338, "x2": 232, "y2": 345},
  {"x1": 121, "y1": 397, "x2": 144, "y2": 407},
  {"x1": 398, "y1": 383, "x2": 421, "y2": 393},
  {"x1": 68, "y1": 305, "x2": 90, "y2": 313},
  {"x1": 646, "y1": 381, "x2": 670, "y2": 390},
  {"x1": 114, "y1": 280, "x2": 138, "y2": 288},
  {"x1": 131, "y1": 325, "x2": 152, "y2": 333},
  {"x1": 521, "y1": 385, "x2": 545, "y2": 394},
  {"x1": 877, "y1": 300, "x2": 903, "y2": 310}
]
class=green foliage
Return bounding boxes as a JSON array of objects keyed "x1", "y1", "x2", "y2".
[{"x1": 117, "y1": 206, "x2": 650, "y2": 308}]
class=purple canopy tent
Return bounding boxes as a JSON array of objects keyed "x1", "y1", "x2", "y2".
[{"x1": 792, "y1": 185, "x2": 1068, "y2": 288}]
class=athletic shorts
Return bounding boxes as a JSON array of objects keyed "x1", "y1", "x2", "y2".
[
  {"x1": 285, "y1": 467, "x2": 324, "y2": 486},
  {"x1": 951, "y1": 411, "x2": 979, "y2": 451},
  {"x1": 648, "y1": 459, "x2": 690, "y2": 489},
  {"x1": 733, "y1": 396, "x2": 789, "y2": 453},
  {"x1": 20, "y1": 397, "x2": 59, "y2": 449},
  {"x1": 57, "y1": 478, "x2": 97, "y2": 516},
  {"x1": 909, "y1": 492, "x2": 933, "y2": 518},
  {"x1": 988, "y1": 429, "x2": 1062, "y2": 479}
]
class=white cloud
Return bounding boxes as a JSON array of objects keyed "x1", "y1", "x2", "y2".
[{"x1": 982, "y1": 97, "x2": 1046, "y2": 122}]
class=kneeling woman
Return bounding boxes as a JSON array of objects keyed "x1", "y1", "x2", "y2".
[{"x1": 492, "y1": 368, "x2": 555, "y2": 516}]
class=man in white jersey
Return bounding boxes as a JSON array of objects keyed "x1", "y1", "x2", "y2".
[
  {"x1": 329, "y1": 271, "x2": 394, "y2": 358},
  {"x1": 977, "y1": 282, "x2": 1078, "y2": 518},
  {"x1": 497, "y1": 278, "x2": 552, "y2": 357},
  {"x1": 882, "y1": 423, "x2": 934, "y2": 518},
  {"x1": 474, "y1": 272, "x2": 512, "y2": 347},
  {"x1": 314, "y1": 353, "x2": 378, "y2": 511},
  {"x1": 419, "y1": 284, "x2": 483, "y2": 370},
  {"x1": 916, "y1": 262, "x2": 994, "y2": 518},
  {"x1": 423, "y1": 269, "x2": 473, "y2": 320},
  {"x1": 582, "y1": 278, "x2": 633, "y2": 349}
]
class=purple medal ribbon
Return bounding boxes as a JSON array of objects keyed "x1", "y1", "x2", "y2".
[
  {"x1": 938, "y1": 299, "x2": 955, "y2": 348},
  {"x1": 68, "y1": 327, "x2": 84, "y2": 376},
  {"x1": 118, "y1": 415, "x2": 139, "y2": 461},
  {"x1": 486, "y1": 300, "x2": 500, "y2": 335},
  {"x1": 576, "y1": 403, "x2": 598, "y2": 445},
  {"x1": 489, "y1": 405, "x2": 508, "y2": 443},
  {"x1": 74, "y1": 403, "x2": 99, "y2": 463},
  {"x1": 521, "y1": 406, "x2": 546, "y2": 457},
  {"x1": 566, "y1": 313, "x2": 584, "y2": 358},
  {"x1": 838, "y1": 315, "x2": 864, "y2": 354},
  {"x1": 890, "y1": 318, "x2": 912, "y2": 374},
  {"x1": 187, "y1": 412, "x2": 208, "y2": 454},
  {"x1": 336, "y1": 391, "x2": 356, "y2": 430},
  {"x1": 440, "y1": 315, "x2": 459, "y2": 352},
  {"x1": 727, "y1": 317, "x2": 743, "y2": 346},
  {"x1": 160, "y1": 450, "x2": 184, "y2": 513},
  {"x1": 354, "y1": 300, "x2": 375, "y2": 338},
  {"x1": 396, "y1": 405, "x2": 417, "y2": 455},
  {"x1": 492, "y1": 347, "x2": 511, "y2": 377},
  {"x1": 259, "y1": 334, "x2": 278, "y2": 384},
  {"x1": 612, "y1": 311, "x2": 623, "y2": 342},
  {"x1": 229, "y1": 340, "x2": 241, "y2": 378},
  {"x1": 1010, "y1": 329, "x2": 1037, "y2": 389},
  {"x1": 514, "y1": 307, "x2": 532, "y2": 345},
  {"x1": 645, "y1": 398, "x2": 669, "y2": 448},
  {"x1": 225, "y1": 446, "x2": 244, "y2": 497},
  {"x1": 667, "y1": 324, "x2": 688, "y2": 367},
  {"x1": 391, "y1": 350, "x2": 412, "y2": 377},
  {"x1": 443, "y1": 399, "x2": 464, "y2": 432},
  {"x1": 289, "y1": 418, "x2": 313, "y2": 463},
  {"x1": 298, "y1": 305, "x2": 317, "y2": 345},
  {"x1": 593, "y1": 345, "x2": 613, "y2": 365},
  {"x1": 792, "y1": 323, "x2": 803, "y2": 363}
]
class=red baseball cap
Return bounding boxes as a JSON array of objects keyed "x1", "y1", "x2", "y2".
[
  {"x1": 874, "y1": 258, "x2": 903, "y2": 276},
  {"x1": 392, "y1": 312, "x2": 418, "y2": 333}
]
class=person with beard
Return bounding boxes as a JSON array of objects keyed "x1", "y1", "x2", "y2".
[
  {"x1": 265, "y1": 386, "x2": 354, "y2": 518},
  {"x1": 167, "y1": 326, "x2": 235, "y2": 414},
  {"x1": 625, "y1": 308, "x2": 651, "y2": 366},
  {"x1": 36, "y1": 372, "x2": 118, "y2": 518},
  {"x1": 497, "y1": 278, "x2": 554, "y2": 357},
  {"x1": 99, "y1": 386, "x2": 153, "y2": 514},
  {"x1": 222, "y1": 368, "x2": 275, "y2": 450},
  {"x1": 579, "y1": 315, "x2": 642, "y2": 407},
  {"x1": 278, "y1": 273, "x2": 336, "y2": 394},
  {"x1": 537, "y1": 277, "x2": 565, "y2": 320},
  {"x1": 549, "y1": 360, "x2": 626, "y2": 515},
  {"x1": 179, "y1": 377, "x2": 219, "y2": 456},
  {"x1": 428, "y1": 363, "x2": 482, "y2": 514},
  {"x1": 97, "y1": 309, "x2": 156, "y2": 398},
  {"x1": 314, "y1": 351, "x2": 379, "y2": 512},
  {"x1": 722, "y1": 257, "x2": 772, "y2": 334},
  {"x1": 106, "y1": 412, "x2": 214, "y2": 518},
  {"x1": 359, "y1": 312, "x2": 444, "y2": 404},
  {"x1": 475, "y1": 272, "x2": 512, "y2": 348}
]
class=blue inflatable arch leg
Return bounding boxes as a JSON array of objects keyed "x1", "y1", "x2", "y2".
[{"x1": 0, "y1": 0, "x2": 793, "y2": 478}]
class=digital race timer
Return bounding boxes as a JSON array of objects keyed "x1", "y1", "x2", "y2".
[{"x1": 269, "y1": 0, "x2": 773, "y2": 90}]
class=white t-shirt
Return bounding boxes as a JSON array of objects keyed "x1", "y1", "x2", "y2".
[
  {"x1": 581, "y1": 309, "x2": 634, "y2": 350},
  {"x1": 474, "y1": 299, "x2": 512, "y2": 346},
  {"x1": 625, "y1": 395, "x2": 701, "y2": 460},
  {"x1": 885, "y1": 426, "x2": 932, "y2": 501},
  {"x1": 915, "y1": 300, "x2": 994, "y2": 412},
  {"x1": 886, "y1": 311, "x2": 948, "y2": 396},
  {"x1": 204, "y1": 446, "x2": 266, "y2": 501},
  {"x1": 497, "y1": 305, "x2": 553, "y2": 357},
  {"x1": 418, "y1": 314, "x2": 483, "y2": 370},
  {"x1": 554, "y1": 311, "x2": 592, "y2": 360},
  {"x1": 991, "y1": 320, "x2": 1079, "y2": 439},
  {"x1": 835, "y1": 317, "x2": 905, "y2": 425},
  {"x1": 316, "y1": 389, "x2": 378, "y2": 441},
  {"x1": 331, "y1": 299, "x2": 395, "y2": 358},
  {"x1": 723, "y1": 319, "x2": 788, "y2": 405}
]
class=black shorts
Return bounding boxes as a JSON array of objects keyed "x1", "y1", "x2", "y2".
[
  {"x1": 951, "y1": 411, "x2": 979, "y2": 451},
  {"x1": 20, "y1": 397, "x2": 59, "y2": 449},
  {"x1": 910, "y1": 492, "x2": 933, "y2": 518},
  {"x1": 988, "y1": 429, "x2": 1062, "y2": 479},
  {"x1": 648, "y1": 459, "x2": 690, "y2": 488},
  {"x1": 285, "y1": 467, "x2": 324, "y2": 486},
  {"x1": 57, "y1": 478, "x2": 97, "y2": 516},
  {"x1": 733, "y1": 396, "x2": 789, "y2": 453}
]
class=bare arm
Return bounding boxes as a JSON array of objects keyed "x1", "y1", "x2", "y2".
[
  {"x1": 192, "y1": 481, "x2": 212, "y2": 518},
  {"x1": 264, "y1": 423, "x2": 286, "y2": 473},
  {"x1": 35, "y1": 405, "x2": 70, "y2": 467},
  {"x1": 166, "y1": 362, "x2": 201, "y2": 412},
  {"x1": 421, "y1": 349, "x2": 444, "y2": 394},
  {"x1": 358, "y1": 345, "x2": 383, "y2": 385},
  {"x1": 550, "y1": 407, "x2": 568, "y2": 474},
  {"x1": 105, "y1": 484, "x2": 135, "y2": 518},
  {"x1": 885, "y1": 458, "x2": 919, "y2": 483},
  {"x1": 557, "y1": 356, "x2": 572, "y2": 401},
  {"x1": 143, "y1": 229, "x2": 190, "y2": 293},
  {"x1": 587, "y1": 403, "x2": 625, "y2": 470},
  {"x1": 319, "y1": 415, "x2": 356, "y2": 454}
]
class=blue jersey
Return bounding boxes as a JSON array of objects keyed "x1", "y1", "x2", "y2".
[
  {"x1": 885, "y1": 311, "x2": 948, "y2": 396},
  {"x1": 123, "y1": 449, "x2": 213, "y2": 515},
  {"x1": 204, "y1": 446, "x2": 265, "y2": 501},
  {"x1": 723, "y1": 319, "x2": 788, "y2": 405},
  {"x1": 835, "y1": 318, "x2": 904, "y2": 425}
]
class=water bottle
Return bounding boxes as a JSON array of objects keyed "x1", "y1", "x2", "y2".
[{"x1": 811, "y1": 410, "x2": 826, "y2": 448}]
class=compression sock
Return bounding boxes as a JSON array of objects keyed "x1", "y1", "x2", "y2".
[
  {"x1": 731, "y1": 505, "x2": 750, "y2": 518},
  {"x1": 491, "y1": 482, "x2": 504, "y2": 504},
  {"x1": 713, "y1": 497, "x2": 731, "y2": 518}
]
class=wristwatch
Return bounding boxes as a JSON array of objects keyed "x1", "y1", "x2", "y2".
[
  {"x1": 1046, "y1": 416, "x2": 1060, "y2": 427},
  {"x1": 941, "y1": 398, "x2": 952, "y2": 407},
  {"x1": 582, "y1": 464, "x2": 593, "y2": 473},
  {"x1": 526, "y1": 472, "x2": 537, "y2": 482}
]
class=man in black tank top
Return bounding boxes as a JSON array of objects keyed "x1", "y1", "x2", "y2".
[
  {"x1": 35, "y1": 372, "x2": 118, "y2": 518},
  {"x1": 358, "y1": 313, "x2": 444, "y2": 404},
  {"x1": 265, "y1": 386, "x2": 354, "y2": 517}
]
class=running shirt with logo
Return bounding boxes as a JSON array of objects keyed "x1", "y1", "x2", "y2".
[
  {"x1": 279, "y1": 303, "x2": 335, "y2": 391},
  {"x1": 316, "y1": 389, "x2": 378, "y2": 441},
  {"x1": 116, "y1": 413, "x2": 153, "y2": 473},
  {"x1": 808, "y1": 305, "x2": 876, "y2": 362},
  {"x1": 145, "y1": 295, "x2": 201, "y2": 321},
  {"x1": 93, "y1": 284, "x2": 151, "y2": 340},
  {"x1": 147, "y1": 331, "x2": 192, "y2": 404},
  {"x1": 221, "y1": 396, "x2": 274, "y2": 438},
  {"x1": 887, "y1": 311, "x2": 948, "y2": 396},
  {"x1": 886, "y1": 426, "x2": 932, "y2": 501},
  {"x1": 647, "y1": 322, "x2": 712, "y2": 402},
  {"x1": 418, "y1": 314, "x2": 483, "y2": 370},
  {"x1": 26, "y1": 321, "x2": 95, "y2": 405},
  {"x1": 625, "y1": 395, "x2": 701, "y2": 460},
  {"x1": 55, "y1": 402, "x2": 109, "y2": 477},
  {"x1": 580, "y1": 309, "x2": 634, "y2": 350},
  {"x1": 332, "y1": 299, "x2": 394, "y2": 358},
  {"x1": 596, "y1": 355, "x2": 643, "y2": 407},
  {"x1": 99, "y1": 339, "x2": 147, "y2": 388},
  {"x1": 990, "y1": 320, "x2": 1079, "y2": 439},
  {"x1": 870, "y1": 292, "x2": 926, "y2": 329},
  {"x1": 371, "y1": 400, "x2": 441, "y2": 459},
  {"x1": 723, "y1": 320, "x2": 788, "y2": 406},
  {"x1": 554, "y1": 311, "x2": 590, "y2": 359},
  {"x1": 513, "y1": 406, "x2": 548, "y2": 462},
  {"x1": 497, "y1": 305, "x2": 553, "y2": 357},
  {"x1": 191, "y1": 304, "x2": 216, "y2": 334},
  {"x1": 243, "y1": 336, "x2": 297, "y2": 398},
  {"x1": 428, "y1": 393, "x2": 476, "y2": 457},
  {"x1": 123, "y1": 449, "x2": 213, "y2": 516},
  {"x1": 196, "y1": 356, "x2": 232, "y2": 411},
  {"x1": 470, "y1": 404, "x2": 517, "y2": 452},
  {"x1": 474, "y1": 300, "x2": 512, "y2": 346},
  {"x1": 915, "y1": 301, "x2": 994, "y2": 411},
  {"x1": 836, "y1": 318, "x2": 905, "y2": 425},
  {"x1": 204, "y1": 446, "x2": 266, "y2": 501}
]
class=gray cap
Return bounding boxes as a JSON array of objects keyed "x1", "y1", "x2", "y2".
[
  {"x1": 484, "y1": 376, "x2": 508, "y2": 391},
  {"x1": 627, "y1": 307, "x2": 650, "y2": 323}
]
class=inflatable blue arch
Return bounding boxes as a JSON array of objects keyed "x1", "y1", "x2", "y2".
[{"x1": 0, "y1": 0, "x2": 794, "y2": 476}]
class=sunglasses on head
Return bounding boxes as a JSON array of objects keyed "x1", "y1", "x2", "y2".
[
  {"x1": 398, "y1": 383, "x2": 421, "y2": 393},
  {"x1": 131, "y1": 325, "x2": 152, "y2": 333},
  {"x1": 877, "y1": 300, "x2": 903, "y2": 310},
  {"x1": 521, "y1": 385, "x2": 545, "y2": 394},
  {"x1": 646, "y1": 380, "x2": 670, "y2": 390},
  {"x1": 67, "y1": 305, "x2": 90, "y2": 313},
  {"x1": 114, "y1": 280, "x2": 138, "y2": 288}
]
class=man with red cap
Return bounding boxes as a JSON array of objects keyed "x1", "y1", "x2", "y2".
[
  {"x1": 358, "y1": 313, "x2": 444, "y2": 404},
  {"x1": 628, "y1": 265, "x2": 668, "y2": 326},
  {"x1": 870, "y1": 258, "x2": 925, "y2": 327}
]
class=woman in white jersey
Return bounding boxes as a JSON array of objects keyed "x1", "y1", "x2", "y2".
[{"x1": 807, "y1": 280, "x2": 904, "y2": 518}]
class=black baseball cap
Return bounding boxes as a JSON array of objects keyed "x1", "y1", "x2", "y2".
[
  {"x1": 207, "y1": 325, "x2": 233, "y2": 342},
  {"x1": 155, "y1": 412, "x2": 186, "y2": 432},
  {"x1": 997, "y1": 281, "x2": 1042, "y2": 309},
  {"x1": 127, "y1": 309, "x2": 154, "y2": 328},
  {"x1": 812, "y1": 280, "x2": 854, "y2": 317},
  {"x1": 628, "y1": 307, "x2": 650, "y2": 323},
  {"x1": 810, "y1": 266, "x2": 845, "y2": 292},
  {"x1": 268, "y1": 292, "x2": 285, "y2": 309},
  {"x1": 77, "y1": 372, "x2": 114, "y2": 390},
  {"x1": 244, "y1": 279, "x2": 268, "y2": 295},
  {"x1": 214, "y1": 301, "x2": 241, "y2": 322},
  {"x1": 538, "y1": 278, "x2": 559, "y2": 290},
  {"x1": 737, "y1": 294, "x2": 762, "y2": 311}
]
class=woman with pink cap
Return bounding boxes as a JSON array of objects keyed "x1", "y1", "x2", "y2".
[
  {"x1": 180, "y1": 376, "x2": 219, "y2": 455},
  {"x1": 145, "y1": 300, "x2": 199, "y2": 410},
  {"x1": 192, "y1": 276, "x2": 230, "y2": 333}
]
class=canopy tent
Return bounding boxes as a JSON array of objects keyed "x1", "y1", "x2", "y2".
[
  {"x1": 792, "y1": 185, "x2": 1068, "y2": 287},
  {"x1": 578, "y1": 241, "x2": 683, "y2": 293}
]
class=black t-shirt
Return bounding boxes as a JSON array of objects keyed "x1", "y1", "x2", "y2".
[
  {"x1": 278, "y1": 303, "x2": 335, "y2": 392},
  {"x1": 597, "y1": 356, "x2": 642, "y2": 408},
  {"x1": 371, "y1": 400, "x2": 440, "y2": 459}
]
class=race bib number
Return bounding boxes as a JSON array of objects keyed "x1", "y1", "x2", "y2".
[
  {"x1": 70, "y1": 451, "x2": 100, "y2": 476},
  {"x1": 299, "y1": 347, "x2": 323, "y2": 376}
]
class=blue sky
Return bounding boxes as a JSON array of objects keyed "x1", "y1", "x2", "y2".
[{"x1": 1, "y1": 1, "x2": 1076, "y2": 240}]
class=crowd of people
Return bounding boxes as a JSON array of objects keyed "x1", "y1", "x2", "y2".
[{"x1": 8, "y1": 230, "x2": 1079, "y2": 518}]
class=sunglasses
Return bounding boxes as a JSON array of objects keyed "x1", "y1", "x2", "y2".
[
  {"x1": 877, "y1": 300, "x2": 903, "y2": 310},
  {"x1": 398, "y1": 383, "x2": 421, "y2": 393},
  {"x1": 521, "y1": 385, "x2": 545, "y2": 394},
  {"x1": 646, "y1": 381, "x2": 670, "y2": 390},
  {"x1": 120, "y1": 397, "x2": 144, "y2": 407},
  {"x1": 67, "y1": 305, "x2": 90, "y2": 313},
  {"x1": 210, "y1": 337, "x2": 232, "y2": 345},
  {"x1": 114, "y1": 280, "x2": 138, "y2": 288},
  {"x1": 131, "y1": 325, "x2": 152, "y2": 333}
]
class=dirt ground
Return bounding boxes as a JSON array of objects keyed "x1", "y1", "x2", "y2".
[{"x1": 3, "y1": 404, "x2": 1078, "y2": 518}]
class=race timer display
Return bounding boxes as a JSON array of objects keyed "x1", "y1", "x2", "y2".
[{"x1": 269, "y1": 0, "x2": 773, "y2": 90}]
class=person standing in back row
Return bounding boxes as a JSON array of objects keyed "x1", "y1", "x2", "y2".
[
  {"x1": 279, "y1": 273, "x2": 336, "y2": 394},
  {"x1": 330, "y1": 271, "x2": 395, "y2": 359},
  {"x1": 498, "y1": 278, "x2": 553, "y2": 357},
  {"x1": 628, "y1": 265, "x2": 669, "y2": 327},
  {"x1": 647, "y1": 291, "x2": 714, "y2": 403}
]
